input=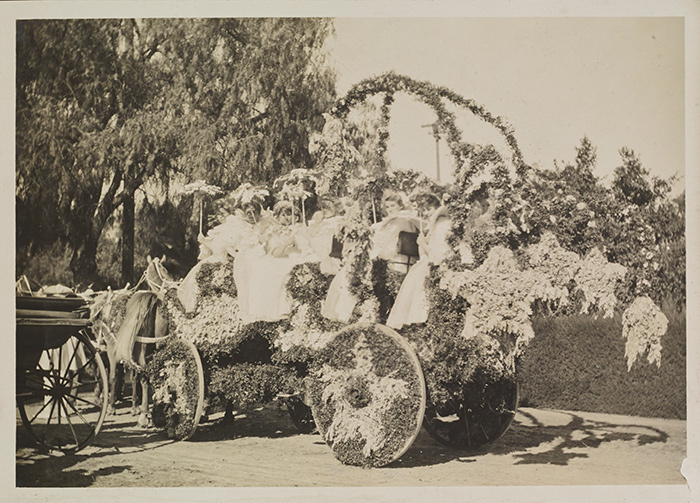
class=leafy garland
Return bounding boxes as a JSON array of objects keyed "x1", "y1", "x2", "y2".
[{"x1": 329, "y1": 71, "x2": 526, "y2": 179}]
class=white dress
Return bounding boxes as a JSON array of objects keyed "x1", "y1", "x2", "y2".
[
  {"x1": 235, "y1": 222, "x2": 306, "y2": 324},
  {"x1": 321, "y1": 267, "x2": 357, "y2": 322},
  {"x1": 177, "y1": 214, "x2": 261, "y2": 313},
  {"x1": 387, "y1": 209, "x2": 451, "y2": 329}
]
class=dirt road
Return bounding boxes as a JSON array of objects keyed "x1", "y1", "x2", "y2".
[{"x1": 15, "y1": 402, "x2": 687, "y2": 491}]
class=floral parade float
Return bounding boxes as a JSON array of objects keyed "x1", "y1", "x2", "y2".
[{"x1": 95, "y1": 72, "x2": 670, "y2": 467}]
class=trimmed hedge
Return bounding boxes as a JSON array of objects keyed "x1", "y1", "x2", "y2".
[{"x1": 518, "y1": 306, "x2": 686, "y2": 419}]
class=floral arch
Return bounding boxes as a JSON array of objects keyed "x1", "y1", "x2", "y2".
[{"x1": 309, "y1": 72, "x2": 667, "y2": 373}]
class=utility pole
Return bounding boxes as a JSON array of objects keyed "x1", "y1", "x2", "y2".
[{"x1": 421, "y1": 122, "x2": 440, "y2": 182}]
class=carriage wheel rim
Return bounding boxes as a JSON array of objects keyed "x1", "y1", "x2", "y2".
[
  {"x1": 309, "y1": 322, "x2": 426, "y2": 467},
  {"x1": 180, "y1": 337, "x2": 205, "y2": 441},
  {"x1": 17, "y1": 330, "x2": 109, "y2": 453}
]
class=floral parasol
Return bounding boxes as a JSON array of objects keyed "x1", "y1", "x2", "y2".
[{"x1": 179, "y1": 180, "x2": 223, "y2": 235}]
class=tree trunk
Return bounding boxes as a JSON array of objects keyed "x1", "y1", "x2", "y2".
[
  {"x1": 70, "y1": 233, "x2": 101, "y2": 290},
  {"x1": 121, "y1": 189, "x2": 135, "y2": 288}
]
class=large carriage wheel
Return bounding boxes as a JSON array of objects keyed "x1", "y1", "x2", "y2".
[
  {"x1": 146, "y1": 337, "x2": 205, "y2": 441},
  {"x1": 307, "y1": 323, "x2": 426, "y2": 467},
  {"x1": 17, "y1": 330, "x2": 109, "y2": 453},
  {"x1": 422, "y1": 376, "x2": 518, "y2": 450}
]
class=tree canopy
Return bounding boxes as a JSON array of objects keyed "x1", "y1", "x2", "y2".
[{"x1": 16, "y1": 18, "x2": 336, "y2": 287}]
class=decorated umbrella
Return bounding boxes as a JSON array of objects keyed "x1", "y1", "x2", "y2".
[
  {"x1": 179, "y1": 180, "x2": 223, "y2": 235},
  {"x1": 273, "y1": 169, "x2": 318, "y2": 225},
  {"x1": 229, "y1": 183, "x2": 270, "y2": 211}
]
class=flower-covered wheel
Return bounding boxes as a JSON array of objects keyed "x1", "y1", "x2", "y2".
[
  {"x1": 146, "y1": 337, "x2": 205, "y2": 440},
  {"x1": 306, "y1": 323, "x2": 426, "y2": 467},
  {"x1": 422, "y1": 376, "x2": 518, "y2": 450}
]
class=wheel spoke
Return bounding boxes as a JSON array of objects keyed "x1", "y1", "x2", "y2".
[
  {"x1": 59, "y1": 398, "x2": 80, "y2": 448},
  {"x1": 68, "y1": 392, "x2": 102, "y2": 409},
  {"x1": 70, "y1": 352, "x2": 99, "y2": 380},
  {"x1": 462, "y1": 404, "x2": 472, "y2": 447},
  {"x1": 26, "y1": 396, "x2": 55, "y2": 424},
  {"x1": 59, "y1": 340, "x2": 80, "y2": 382},
  {"x1": 63, "y1": 395, "x2": 92, "y2": 428},
  {"x1": 44, "y1": 393, "x2": 59, "y2": 428}
]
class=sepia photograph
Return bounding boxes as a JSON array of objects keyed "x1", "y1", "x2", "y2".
[{"x1": 4, "y1": 1, "x2": 698, "y2": 502}]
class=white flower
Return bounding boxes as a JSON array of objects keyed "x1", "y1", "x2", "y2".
[
  {"x1": 622, "y1": 296, "x2": 668, "y2": 370},
  {"x1": 576, "y1": 201, "x2": 587, "y2": 210},
  {"x1": 574, "y1": 248, "x2": 626, "y2": 318},
  {"x1": 587, "y1": 221, "x2": 597, "y2": 228}
]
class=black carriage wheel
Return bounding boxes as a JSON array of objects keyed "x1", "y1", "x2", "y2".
[
  {"x1": 17, "y1": 330, "x2": 109, "y2": 453},
  {"x1": 423, "y1": 377, "x2": 519, "y2": 451},
  {"x1": 147, "y1": 337, "x2": 205, "y2": 441},
  {"x1": 287, "y1": 396, "x2": 316, "y2": 434}
]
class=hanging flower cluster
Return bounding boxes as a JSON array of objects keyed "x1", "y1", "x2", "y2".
[
  {"x1": 525, "y1": 231, "x2": 583, "y2": 309},
  {"x1": 575, "y1": 248, "x2": 627, "y2": 318},
  {"x1": 440, "y1": 246, "x2": 546, "y2": 360},
  {"x1": 621, "y1": 296, "x2": 668, "y2": 370}
]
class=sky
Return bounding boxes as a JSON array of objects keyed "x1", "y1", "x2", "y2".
[{"x1": 325, "y1": 17, "x2": 685, "y2": 193}]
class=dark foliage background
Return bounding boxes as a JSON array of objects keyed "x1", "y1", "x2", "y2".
[{"x1": 518, "y1": 305, "x2": 686, "y2": 419}]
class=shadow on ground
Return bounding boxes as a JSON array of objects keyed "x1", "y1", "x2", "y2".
[
  {"x1": 16, "y1": 405, "x2": 675, "y2": 484},
  {"x1": 16, "y1": 401, "x2": 311, "y2": 486},
  {"x1": 394, "y1": 409, "x2": 670, "y2": 468}
]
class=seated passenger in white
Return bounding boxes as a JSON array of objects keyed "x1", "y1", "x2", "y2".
[
  {"x1": 235, "y1": 200, "x2": 306, "y2": 324},
  {"x1": 178, "y1": 201, "x2": 268, "y2": 312},
  {"x1": 370, "y1": 192, "x2": 421, "y2": 273},
  {"x1": 387, "y1": 193, "x2": 451, "y2": 329}
]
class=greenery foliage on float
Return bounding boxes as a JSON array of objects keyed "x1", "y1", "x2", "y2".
[{"x1": 148, "y1": 72, "x2": 680, "y2": 460}]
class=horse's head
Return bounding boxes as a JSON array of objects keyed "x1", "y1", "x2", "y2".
[{"x1": 145, "y1": 255, "x2": 174, "y2": 293}]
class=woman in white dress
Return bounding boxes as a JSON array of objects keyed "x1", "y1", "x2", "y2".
[
  {"x1": 178, "y1": 201, "x2": 266, "y2": 312},
  {"x1": 370, "y1": 192, "x2": 421, "y2": 273},
  {"x1": 235, "y1": 200, "x2": 308, "y2": 323},
  {"x1": 387, "y1": 193, "x2": 451, "y2": 329}
]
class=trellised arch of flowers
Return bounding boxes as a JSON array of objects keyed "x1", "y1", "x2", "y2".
[
  {"x1": 308, "y1": 72, "x2": 669, "y2": 373},
  {"x1": 329, "y1": 71, "x2": 527, "y2": 180}
]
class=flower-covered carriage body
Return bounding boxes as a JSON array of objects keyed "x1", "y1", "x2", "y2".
[{"x1": 131, "y1": 73, "x2": 669, "y2": 467}]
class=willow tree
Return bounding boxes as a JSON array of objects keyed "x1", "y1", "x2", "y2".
[{"x1": 16, "y1": 18, "x2": 336, "y2": 287}]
